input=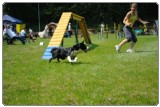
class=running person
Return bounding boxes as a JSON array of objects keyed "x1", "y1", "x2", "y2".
[{"x1": 115, "y1": 3, "x2": 149, "y2": 53}]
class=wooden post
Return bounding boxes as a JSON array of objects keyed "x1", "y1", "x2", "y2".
[
  {"x1": 75, "y1": 21, "x2": 79, "y2": 44},
  {"x1": 61, "y1": 39, "x2": 63, "y2": 47}
]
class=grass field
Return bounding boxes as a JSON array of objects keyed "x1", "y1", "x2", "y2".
[{"x1": 2, "y1": 34, "x2": 158, "y2": 105}]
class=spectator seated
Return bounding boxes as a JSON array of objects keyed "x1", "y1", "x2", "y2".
[{"x1": 5, "y1": 27, "x2": 25, "y2": 45}]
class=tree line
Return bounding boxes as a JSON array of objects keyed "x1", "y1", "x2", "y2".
[{"x1": 3, "y1": 3, "x2": 158, "y2": 31}]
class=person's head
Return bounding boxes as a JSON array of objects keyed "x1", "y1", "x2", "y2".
[{"x1": 130, "y1": 3, "x2": 137, "y2": 12}]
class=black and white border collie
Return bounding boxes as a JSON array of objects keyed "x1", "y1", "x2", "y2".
[{"x1": 49, "y1": 41, "x2": 87, "y2": 63}]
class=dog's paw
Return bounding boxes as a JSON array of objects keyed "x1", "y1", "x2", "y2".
[
  {"x1": 70, "y1": 57, "x2": 77, "y2": 63},
  {"x1": 68, "y1": 56, "x2": 78, "y2": 63},
  {"x1": 67, "y1": 56, "x2": 72, "y2": 62},
  {"x1": 73, "y1": 57, "x2": 78, "y2": 62}
]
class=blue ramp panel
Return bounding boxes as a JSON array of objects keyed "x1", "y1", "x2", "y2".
[{"x1": 42, "y1": 46, "x2": 59, "y2": 59}]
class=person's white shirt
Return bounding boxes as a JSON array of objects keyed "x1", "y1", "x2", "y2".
[
  {"x1": 6, "y1": 28, "x2": 17, "y2": 38},
  {"x1": 20, "y1": 29, "x2": 26, "y2": 37},
  {"x1": 29, "y1": 28, "x2": 33, "y2": 34},
  {"x1": 3, "y1": 28, "x2": 7, "y2": 36},
  {"x1": 101, "y1": 23, "x2": 104, "y2": 31},
  {"x1": 68, "y1": 23, "x2": 71, "y2": 30}
]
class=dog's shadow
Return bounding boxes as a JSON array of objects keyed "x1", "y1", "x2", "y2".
[
  {"x1": 64, "y1": 61, "x2": 91, "y2": 65},
  {"x1": 87, "y1": 43, "x2": 98, "y2": 51}
]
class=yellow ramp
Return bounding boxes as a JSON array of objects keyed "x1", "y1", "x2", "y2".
[
  {"x1": 79, "y1": 20, "x2": 91, "y2": 44},
  {"x1": 48, "y1": 12, "x2": 72, "y2": 46}
]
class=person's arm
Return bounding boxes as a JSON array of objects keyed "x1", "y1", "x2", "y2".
[
  {"x1": 123, "y1": 11, "x2": 132, "y2": 26},
  {"x1": 137, "y1": 12, "x2": 149, "y2": 25},
  {"x1": 137, "y1": 17, "x2": 149, "y2": 25}
]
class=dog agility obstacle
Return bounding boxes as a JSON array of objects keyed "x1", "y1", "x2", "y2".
[{"x1": 42, "y1": 12, "x2": 91, "y2": 59}]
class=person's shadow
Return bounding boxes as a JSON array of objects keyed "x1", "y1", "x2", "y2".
[{"x1": 135, "y1": 50, "x2": 157, "y2": 53}]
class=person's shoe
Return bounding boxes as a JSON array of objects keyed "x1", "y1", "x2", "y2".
[
  {"x1": 126, "y1": 48, "x2": 134, "y2": 53},
  {"x1": 115, "y1": 45, "x2": 120, "y2": 52}
]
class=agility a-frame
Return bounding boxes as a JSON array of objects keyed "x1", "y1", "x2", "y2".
[{"x1": 42, "y1": 12, "x2": 91, "y2": 59}]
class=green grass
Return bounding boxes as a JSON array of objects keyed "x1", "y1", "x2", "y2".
[{"x1": 3, "y1": 34, "x2": 158, "y2": 105}]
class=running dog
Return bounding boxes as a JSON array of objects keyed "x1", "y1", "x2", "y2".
[{"x1": 49, "y1": 41, "x2": 87, "y2": 63}]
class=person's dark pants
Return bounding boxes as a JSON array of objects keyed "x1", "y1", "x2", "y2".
[
  {"x1": 68, "y1": 30, "x2": 72, "y2": 37},
  {"x1": 9, "y1": 36, "x2": 25, "y2": 44},
  {"x1": 123, "y1": 26, "x2": 137, "y2": 43}
]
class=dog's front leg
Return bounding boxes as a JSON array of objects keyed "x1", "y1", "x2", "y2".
[
  {"x1": 49, "y1": 54, "x2": 57, "y2": 63},
  {"x1": 49, "y1": 58, "x2": 53, "y2": 63},
  {"x1": 67, "y1": 56, "x2": 72, "y2": 62},
  {"x1": 57, "y1": 58, "x2": 60, "y2": 62},
  {"x1": 73, "y1": 57, "x2": 78, "y2": 62}
]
